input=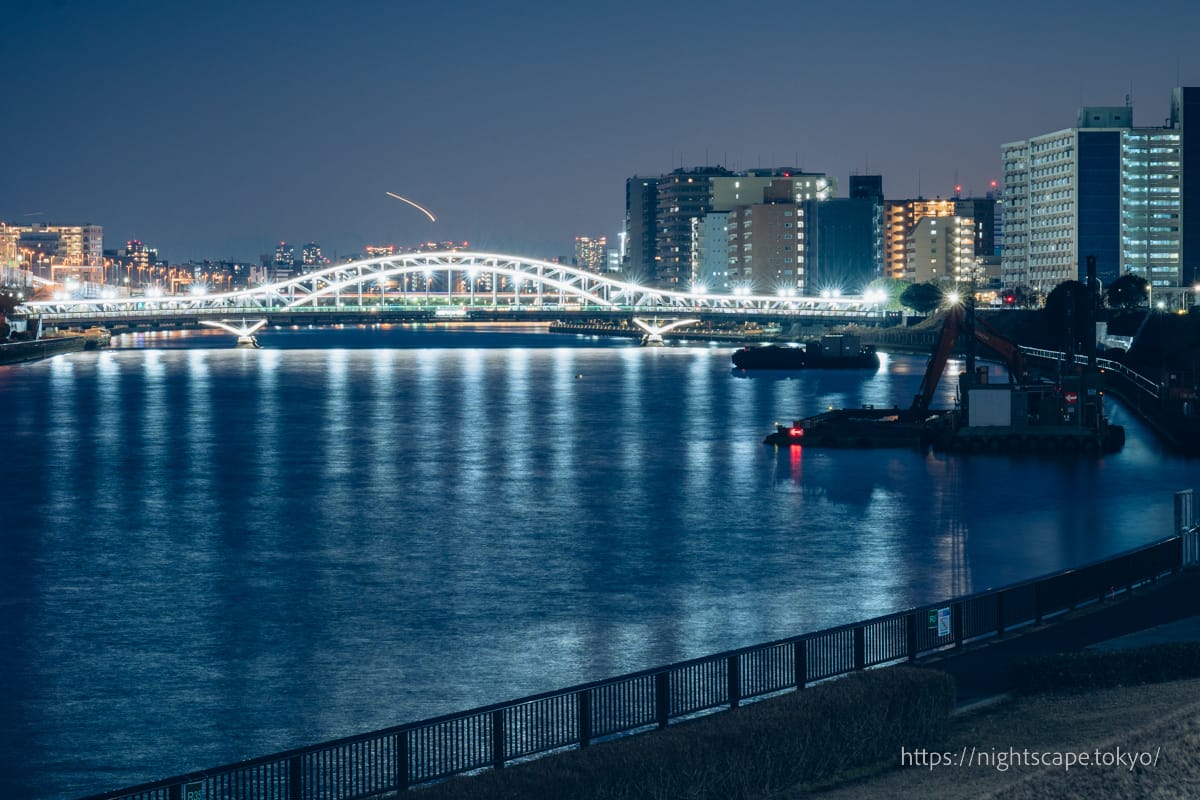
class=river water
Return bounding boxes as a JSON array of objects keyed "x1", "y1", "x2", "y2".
[{"x1": 0, "y1": 324, "x2": 1193, "y2": 799}]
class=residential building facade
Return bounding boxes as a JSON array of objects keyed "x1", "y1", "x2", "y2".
[{"x1": 574, "y1": 235, "x2": 607, "y2": 273}]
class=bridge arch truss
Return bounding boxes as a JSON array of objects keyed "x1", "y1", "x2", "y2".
[{"x1": 19, "y1": 252, "x2": 888, "y2": 321}]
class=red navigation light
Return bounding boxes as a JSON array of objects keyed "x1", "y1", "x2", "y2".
[
  {"x1": 784, "y1": 172, "x2": 791, "y2": 177},
  {"x1": 790, "y1": 427, "x2": 804, "y2": 437},
  {"x1": 990, "y1": 180, "x2": 998, "y2": 188}
]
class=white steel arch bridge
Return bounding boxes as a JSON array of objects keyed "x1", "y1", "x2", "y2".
[{"x1": 18, "y1": 251, "x2": 891, "y2": 324}]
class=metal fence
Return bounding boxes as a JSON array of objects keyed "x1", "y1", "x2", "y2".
[
  {"x1": 80, "y1": 534, "x2": 1185, "y2": 800},
  {"x1": 1019, "y1": 346, "x2": 1162, "y2": 398}
]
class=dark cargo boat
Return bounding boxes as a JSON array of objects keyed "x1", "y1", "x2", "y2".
[{"x1": 732, "y1": 334, "x2": 880, "y2": 370}]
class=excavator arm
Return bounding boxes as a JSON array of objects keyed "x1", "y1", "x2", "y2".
[
  {"x1": 973, "y1": 316, "x2": 1026, "y2": 381},
  {"x1": 910, "y1": 306, "x2": 1025, "y2": 415},
  {"x1": 912, "y1": 306, "x2": 965, "y2": 415}
]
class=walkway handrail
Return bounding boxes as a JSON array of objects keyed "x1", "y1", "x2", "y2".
[
  {"x1": 77, "y1": 532, "x2": 1184, "y2": 800},
  {"x1": 1019, "y1": 345, "x2": 1161, "y2": 399}
]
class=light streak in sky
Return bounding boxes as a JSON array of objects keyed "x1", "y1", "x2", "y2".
[{"x1": 385, "y1": 191, "x2": 437, "y2": 222}]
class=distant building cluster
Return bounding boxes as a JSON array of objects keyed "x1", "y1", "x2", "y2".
[
  {"x1": 618, "y1": 166, "x2": 995, "y2": 297},
  {"x1": 1002, "y1": 87, "x2": 1199, "y2": 308},
  {"x1": 1, "y1": 222, "x2": 104, "y2": 289},
  {"x1": 5, "y1": 85, "x2": 1198, "y2": 309},
  {"x1": 600, "y1": 85, "x2": 1198, "y2": 307}
]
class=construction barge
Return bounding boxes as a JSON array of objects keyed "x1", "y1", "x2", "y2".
[{"x1": 765, "y1": 283, "x2": 1125, "y2": 455}]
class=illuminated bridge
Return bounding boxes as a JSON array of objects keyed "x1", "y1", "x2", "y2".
[{"x1": 18, "y1": 251, "x2": 894, "y2": 328}]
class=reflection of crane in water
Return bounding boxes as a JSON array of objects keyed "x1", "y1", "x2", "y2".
[
  {"x1": 200, "y1": 318, "x2": 267, "y2": 348},
  {"x1": 631, "y1": 317, "x2": 698, "y2": 346}
]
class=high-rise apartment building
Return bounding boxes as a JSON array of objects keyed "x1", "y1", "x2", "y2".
[
  {"x1": 1120, "y1": 87, "x2": 1200, "y2": 296},
  {"x1": 905, "y1": 216, "x2": 977, "y2": 284},
  {"x1": 726, "y1": 203, "x2": 806, "y2": 293},
  {"x1": 804, "y1": 174, "x2": 885, "y2": 291},
  {"x1": 1002, "y1": 105, "x2": 1133, "y2": 293},
  {"x1": 302, "y1": 243, "x2": 324, "y2": 269},
  {"x1": 884, "y1": 200, "x2": 956, "y2": 279},
  {"x1": 626, "y1": 166, "x2": 842, "y2": 290},
  {"x1": 804, "y1": 196, "x2": 883, "y2": 293},
  {"x1": 623, "y1": 177, "x2": 660, "y2": 280},
  {"x1": 272, "y1": 242, "x2": 295, "y2": 281},
  {"x1": 696, "y1": 213, "x2": 730, "y2": 293},
  {"x1": 655, "y1": 166, "x2": 734, "y2": 289},
  {"x1": 120, "y1": 240, "x2": 156, "y2": 276},
  {"x1": 953, "y1": 197, "x2": 998, "y2": 259},
  {"x1": 574, "y1": 236, "x2": 607, "y2": 273},
  {"x1": 1180, "y1": 87, "x2": 1200, "y2": 288}
]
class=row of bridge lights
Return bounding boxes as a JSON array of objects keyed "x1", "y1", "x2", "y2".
[
  {"x1": 44, "y1": 266, "x2": 892, "y2": 307},
  {"x1": 700, "y1": 284, "x2": 889, "y2": 304}
]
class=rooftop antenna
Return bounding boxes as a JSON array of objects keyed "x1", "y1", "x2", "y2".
[{"x1": 917, "y1": 169, "x2": 922, "y2": 200}]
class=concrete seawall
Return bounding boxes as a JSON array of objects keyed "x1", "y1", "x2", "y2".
[{"x1": 0, "y1": 336, "x2": 86, "y2": 365}]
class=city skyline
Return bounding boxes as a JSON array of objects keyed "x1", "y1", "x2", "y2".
[{"x1": 4, "y1": 0, "x2": 1199, "y2": 262}]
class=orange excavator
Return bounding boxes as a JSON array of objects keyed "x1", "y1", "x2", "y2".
[
  {"x1": 765, "y1": 291, "x2": 1123, "y2": 454},
  {"x1": 910, "y1": 303, "x2": 1026, "y2": 416}
]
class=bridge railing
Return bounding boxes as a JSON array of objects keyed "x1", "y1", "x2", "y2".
[
  {"x1": 28, "y1": 303, "x2": 898, "y2": 326},
  {"x1": 1019, "y1": 346, "x2": 1161, "y2": 399},
  {"x1": 77, "y1": 533, "x2": 1185, "y2": 800}
]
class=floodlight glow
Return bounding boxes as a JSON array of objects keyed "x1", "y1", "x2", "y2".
[{"x1": 946, "y1": 291, "x2": 961, "y2": 305}]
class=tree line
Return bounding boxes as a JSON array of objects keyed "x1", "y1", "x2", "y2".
[{"x1": 872, "y1": 274, "x2": 1152, "y2": 315}]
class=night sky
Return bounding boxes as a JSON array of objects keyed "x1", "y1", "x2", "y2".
[{"x1": 5, "y1": 0, "x2": 1199, "y2": 263}]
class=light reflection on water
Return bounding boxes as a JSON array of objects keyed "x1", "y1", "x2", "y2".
[{"x1": 0, "y1": 326, "x2": 1194, "y2": 800}]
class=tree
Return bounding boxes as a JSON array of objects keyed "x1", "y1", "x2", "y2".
[
  {"x1": 1105, "y1": 273, "x2": 1149, "y2": 310},
  {"x1": 864, "y1": 277, "x2": 911, "y2": 311},
  {"x1": 898, "y1": 282, "x2": 944, "y2": 314},
  {"x1": 1045, "y1": 280, "x2": 1099, "y2": 350}
]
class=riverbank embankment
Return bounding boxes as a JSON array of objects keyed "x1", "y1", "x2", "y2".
[{"x1": 0, "y1": 336, "x2": 85, "y2": 365}]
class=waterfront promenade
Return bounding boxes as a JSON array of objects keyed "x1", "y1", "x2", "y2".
[
  {"x1": 381, "y1": 545, "x2": 1200, "y2": 800},
  {"x1": 919, "y1": 565, "x2": 1200, "y2": 704},
  {"x1": 810, "y1": 568, "x2": 1200, "y2": 799}
]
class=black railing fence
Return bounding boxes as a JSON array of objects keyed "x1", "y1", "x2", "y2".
[{"x1": 81, "y1": 532, "x2": 1192, "y2": 800}]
